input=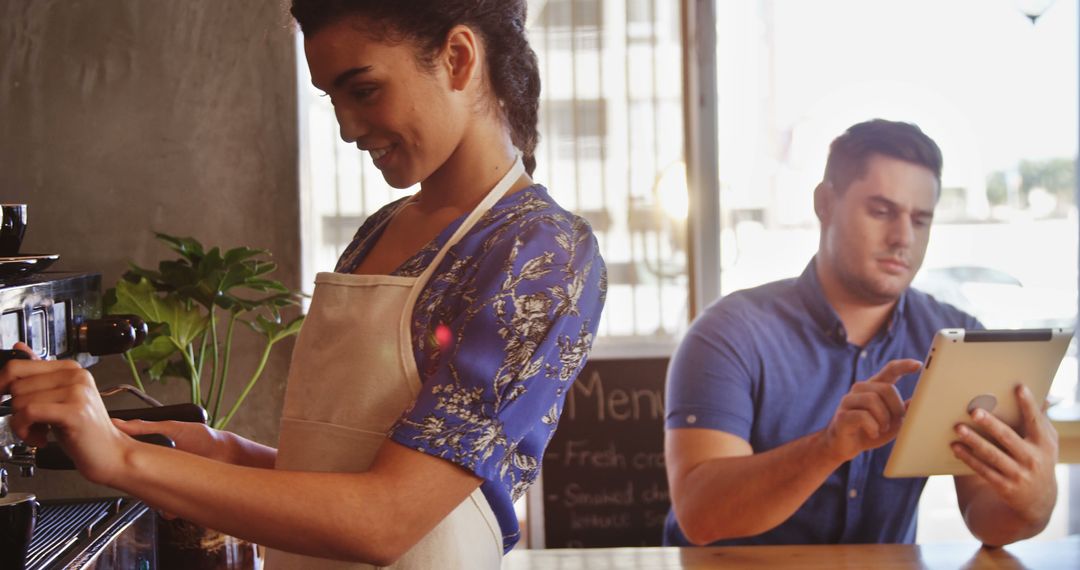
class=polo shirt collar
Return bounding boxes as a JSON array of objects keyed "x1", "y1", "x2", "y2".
[{"x1": 797, "y1": 257, "x2": 908, "y2": 345}]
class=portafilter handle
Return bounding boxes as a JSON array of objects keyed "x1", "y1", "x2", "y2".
[
  {"x1": 108, "y1": 314, "x2": 148, "y2": 346},
  {"x1": 33, "y1": 404, "x2": 207, "y2": 470},
  {"x1": 108, "y1": 403, "x2": 208, "y2": 424},
  {"x1": 34, "y1": 434, "x2": 175, "y2": 470},
  {"x1": 74, "y1": 317, "x2": 142, "y2": 356},
  {"x1": 0, "y1": 348, "x2": 31, "y2": 370}
]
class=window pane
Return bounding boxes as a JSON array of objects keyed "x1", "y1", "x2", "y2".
[{"x1": 534, "y1": 0, "x2": 687, "y2": 350}]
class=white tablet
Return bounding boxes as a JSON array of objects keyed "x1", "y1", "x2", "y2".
[{"x1": 883, "y1": 327, "x2": 1073, "y2": 478}]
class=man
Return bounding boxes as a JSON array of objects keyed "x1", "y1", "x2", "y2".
[{"x1": 663, "y1": 119, "x2": 1058, "y2": 547}]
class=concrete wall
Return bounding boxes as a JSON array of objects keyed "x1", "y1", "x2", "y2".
[{"x1": 0, "y1": 0, "x2": 299, "y2": 498}]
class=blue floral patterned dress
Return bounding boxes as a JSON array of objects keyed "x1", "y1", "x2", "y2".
[{"x1": 335, "y1": 184, "x2": 607, "y2": 551}]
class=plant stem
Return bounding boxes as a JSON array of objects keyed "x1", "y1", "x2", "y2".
[
  {"x1": 169, "y1": 338, "x2": 200, "y2": 406},
  {"x1": 206, "y1": 306, "x2": 219, "y2": 410},
  {"x1": 204, "y1": 306, "x2": 221, "y2": 412},
  {"x1": 211, "y1": 314, "x2": 238, "y2": 425},
  {"x1": 123, "y1": 352, "x2": 146, "y2": 393},
  {"x1": 216, "y1": 339, "x2": 274, "y2": 430},
  {"x1": 196, "y1": 329, "x2": 210, "y2": 391}
]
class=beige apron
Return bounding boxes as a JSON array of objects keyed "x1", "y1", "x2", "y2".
[{"x1": 265, "y1": 159, "x2": 525, "y2": 569}]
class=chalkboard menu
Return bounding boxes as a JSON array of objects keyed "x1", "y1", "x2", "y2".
[{"x1": 541, "y1": 358, "x2": 670, "y2": 548}]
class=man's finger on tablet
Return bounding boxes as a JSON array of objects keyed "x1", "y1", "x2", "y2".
[
  {"x1": 969, "y1": 408, "x2": 1028, "y2": 460},
  {"x1": 854, "y1": 378, "x2": 906, "y2": 419},
  {"x1": 880, "y1": 385, "x2": 905, "y2": 419},
  {"x1": 869, "y1": 359, "x2": 922, "y2": 385},
  {"x1": 951, "y1": 443, "x2": 1010, "y2": 489},
  {"x1": 841, "y1": 392, "x2": 888, "y2": 428},
  {"x1": 856, "y1": 413, "x2": 882, "y2": 441},
  {"x1": 1015, "y1": 385, "x2": 1052, "y2": 439},
  {"x1": 955, "y1": 422, "x2": 1021, "y2": 480}
]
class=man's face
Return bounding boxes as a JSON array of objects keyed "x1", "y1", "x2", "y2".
[{"x1": 819, "y1": 154, "x2": 939, "y2": 304}]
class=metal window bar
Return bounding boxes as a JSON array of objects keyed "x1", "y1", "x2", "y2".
[
  {"x1": 595, "y1": 0, "x2": 610, "y2": 338},
  {"x1": 624, "y1": 0, "x2": 641, "y2": 336},
  {"x1": 643, "y1": 0, "x2": 660, "y2": 332}
]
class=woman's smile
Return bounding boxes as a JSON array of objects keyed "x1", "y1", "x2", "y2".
[{"x1": 368, "y1": 145, "x2": 394, "y2": 168}]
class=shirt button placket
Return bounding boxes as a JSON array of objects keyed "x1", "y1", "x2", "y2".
[
  {"x1": 842, "y1": 455, "x2": 867, "y2": 541},
  {"x1": 857, "y1": 348, "x2": 873, "y2": 379}
]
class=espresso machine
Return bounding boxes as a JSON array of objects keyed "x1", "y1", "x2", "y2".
[{"x1": 0, "y1": 271, "x2": 204, "y2": 569}]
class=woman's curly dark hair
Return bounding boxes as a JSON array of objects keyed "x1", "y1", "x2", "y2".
[{"x1": 291, "y1": 0, "x2": 541, "y2": 175}]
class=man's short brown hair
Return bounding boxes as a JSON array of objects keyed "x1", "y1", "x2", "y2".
[{"x1": 824, "y1": 119, "x2": 943, "y2": 194}]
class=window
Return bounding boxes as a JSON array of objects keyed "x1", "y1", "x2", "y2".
[
  {"x1": 543, "y1": 99, "x2": 607, "y2": 159},
  {"x1": 536, "y1": 0, "x2": 603, "y2": 50},
  {"x1": 534, "y1": 0, "x2": 687, "y2": 353},
  {"x1": 538, "y1": 0, "x2": 603, "y2": 28}
]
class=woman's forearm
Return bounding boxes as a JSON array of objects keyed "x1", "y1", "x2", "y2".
[
  {"x1": 116, "y1": 440, "x2": 394, "y2": 562},
  {"x1": 220, "y1": 430, "x2": 277, "y2": 468},
  {"x1": 107, "y1": 437, "x2": 478, "y2": 565}
]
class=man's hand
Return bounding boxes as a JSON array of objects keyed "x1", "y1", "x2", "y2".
[
  {"x1": 824, "y1": 359, "x2": 922, "y2": 462},
  {"x1": 952, "y1": 384, "x2": 1058, "y2": 531}
]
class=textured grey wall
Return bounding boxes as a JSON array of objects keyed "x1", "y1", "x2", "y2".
[{"x1": 1, "y1": 0, "x2": 300, "y2": 498}]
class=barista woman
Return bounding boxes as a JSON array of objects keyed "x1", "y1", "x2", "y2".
[{"x1": 0, "y1": 1, "x2": 606, "y2": 567}]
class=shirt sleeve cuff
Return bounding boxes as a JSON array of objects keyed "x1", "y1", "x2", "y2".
[{"x1": 665, "y1": 408, "x2": 752, "y2": 440}]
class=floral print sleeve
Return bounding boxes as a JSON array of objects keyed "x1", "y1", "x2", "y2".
[{"x1": 376, "y1": 187, "x2": 607, "y2": 552}]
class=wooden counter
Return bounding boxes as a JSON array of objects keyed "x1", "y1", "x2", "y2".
[{"x1": 505, "y1": 535, "x2": 1080, "y2": 569}]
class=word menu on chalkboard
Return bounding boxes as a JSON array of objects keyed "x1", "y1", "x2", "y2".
[{"x1": 541, "y1": 358, "x2": 670, "y2": 548}]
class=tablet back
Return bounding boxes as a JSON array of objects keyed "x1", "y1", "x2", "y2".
[{"x1": 883, "y1": 328, "x2": 1072, "y2": 478}]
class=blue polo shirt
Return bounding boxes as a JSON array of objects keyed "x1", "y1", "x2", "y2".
[{"x1": 663, "y1": 258, "x2": 980, "y2": 545}]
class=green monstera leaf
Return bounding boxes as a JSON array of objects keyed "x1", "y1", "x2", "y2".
[
  {"x1": 126, "y1": 335, "x2": 180, "y2": 382},
  {"x1": 109, "y1": 277, "x2": 207, "y2": 349},
  {"x1": 245, "y1": 314, "x2": 306, "y2": 344},
  {"x1": 105, "y1": 233, "x2": 305, "y2": 428}
]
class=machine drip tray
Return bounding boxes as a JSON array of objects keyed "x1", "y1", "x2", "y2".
[{"x1": 26, "y1": 497, "x2": 155, "y2": 570}]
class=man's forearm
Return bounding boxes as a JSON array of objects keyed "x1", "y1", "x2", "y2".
[
  {"x1": 958, "y1": 476, "x2": 1055, "y2": 546},
  {"x1": 673, "y1": 430, "x2": 845, "y2": 544}
]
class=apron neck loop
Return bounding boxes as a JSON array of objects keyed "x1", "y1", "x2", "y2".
[{"x1": 415, "y1": 156, "x2": 525, "y2": 284}]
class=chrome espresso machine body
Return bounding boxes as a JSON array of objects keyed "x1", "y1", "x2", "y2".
[{"x1": 0, "y1": 271, "x2": 201, "y2": 570}]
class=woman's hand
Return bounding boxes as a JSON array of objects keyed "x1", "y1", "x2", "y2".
[
  {"x1": 114, "y1": 419, "x2": 232, "y2": 463},
  {"x1": 112, "y1": 418, "x2": 231, "y2": 521},
  {"x1": 0, "y1": 342, "x2": 132, "y2": 487}
]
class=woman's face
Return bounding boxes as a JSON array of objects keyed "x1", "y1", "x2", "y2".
[{"x1": 304, "y1": 17, "x2": 466, "y2": 189}]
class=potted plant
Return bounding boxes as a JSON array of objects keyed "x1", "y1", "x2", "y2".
[
  {"x1": 104, "y1": 232, "x2": 305, "y2": 569},
  {"x1": 105, "y1": 232, "x2": 304, "y2": 429}
]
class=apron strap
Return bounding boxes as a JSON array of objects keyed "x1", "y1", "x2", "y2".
[
  {"x1": 396, "y1": 155, "x2": 526, "y2": 395},
  {"x1": 415, "y1": 156, "x2": 525, "y2": 286}
]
